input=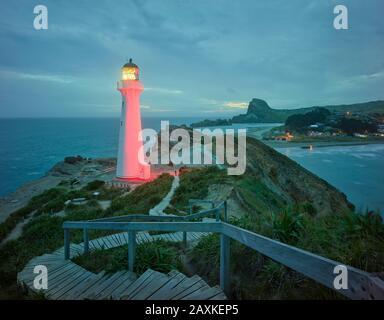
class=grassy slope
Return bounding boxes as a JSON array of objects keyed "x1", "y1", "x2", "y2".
[
  {"x1": 106, "y1": 173, "x2": 173, "y2": 216},
  {"x1": 1, "y1": 163, "x2": 382, "y2": 300},
  {"x1": 0, "y1": 174, "x2": 173, "y2": 299},
  {"x1": 206, "y1": 208, "x2": 381, "y2": 299},
  {"x1": 165, "y1": 167, "x2": 228, "y2": 214},
  {"x1": 191, "y1": 210, "x2": 384, "y2": 299},
  {"x1": 164, "y1": 167, "x2": 384, "y2": 299}
]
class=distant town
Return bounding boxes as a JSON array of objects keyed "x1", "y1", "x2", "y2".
[{"x1": 265, "y1": 107, "x2": 384, "y2": 143}]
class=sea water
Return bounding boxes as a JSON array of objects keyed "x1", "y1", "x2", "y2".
[
  {"x1": 0, "y1": 117, "x2": 198, "y2": 197},
  {"x1": 0, "y1": 118, "x2": 383, "y2": 213},
  {"x1": 276, "y1": 144, "x2": 384, "y2": 213}
]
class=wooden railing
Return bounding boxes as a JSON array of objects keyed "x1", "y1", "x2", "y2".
[{"x1": 62, "y1": 203, "x2": 384, "y2": 300}]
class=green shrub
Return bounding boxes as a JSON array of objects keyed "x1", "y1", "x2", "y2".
[
  {"x1": 0, "y1": 205, "x2": 33, "y2": 242},
  {"x1": 134, "y1": 240, "x2": 183, "y2": 274},
  {"x1": 107, "y1": 173, "x2": 173, "y2": 216},
  {"x1": 167, "y1": 167, "x2": 227, "y2": 214},
  {"x1": 73, "y1": 239, "x2": 183, "y2": 275},
  {"x1": 85, "y1": 180, "x2": 105, "y2": 191},
  {"x1": 265, "y1": 207, "x2": 306, "y2": 245},
  {"x1": 189, "y1": 208, "x2": 384, "y2": 299}
]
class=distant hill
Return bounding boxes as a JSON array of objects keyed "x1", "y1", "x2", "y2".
[{"x1": 191, "y1": 99, "x2": 384, "y2": 127}]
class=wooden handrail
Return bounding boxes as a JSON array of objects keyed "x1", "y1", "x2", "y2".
[
  {"x1": 220, "y1": 222, "x2": 384, "y2": 300},
  {"x1": 63, "y1": 221, "x2": 222, "y2": 232},
  {"x1": 62, "y1": 209, "x2": 384, "y2": 300},
  {"x1": 89, "y1": 201, "x2": 225, "y2": 223}
]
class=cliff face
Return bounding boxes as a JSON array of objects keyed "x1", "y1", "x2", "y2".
[
  {"x1": 233, "y1": 98, "x2": 287, "y2": 123},
  {"x1": 244, "y1": 137, "x2": 354, "y2": 216}
]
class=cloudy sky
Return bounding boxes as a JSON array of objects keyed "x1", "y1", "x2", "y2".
[{"x1": 0, "y1": 0, "x2": 383, "y2": 118}]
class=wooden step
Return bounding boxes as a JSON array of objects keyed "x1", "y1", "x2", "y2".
[
  {"x1": 181, "y1": 285, "x2": 224, "y2": 300},
  {"x1": 171, "y1": 277, "x2": 209, "y2": 300},
  {"x1": 130, "y1": 272, "x2": 171, "y2": 300},
  {"x1": 96, "y1": 271, "x2": 137, "y2": 300},
  {"x1": 147, "y1": 271, "x2": 187, "y2": 300},
  {"x1": 91, "y1": 271, "x2": 127, "y2": 300},
  {"x1": 61, "y1": 271, "x2": 106, "y2": 300},
  {"x1": 120, "y1": 269, "x2": 165, "y2": 299},
  {"x1": 76, "y1": 273, "x2": 113, "y2": 300}
]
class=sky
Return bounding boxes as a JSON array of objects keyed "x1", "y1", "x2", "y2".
[{"x1": 0, "y1": 0, "x2": 383, "y2": 118}]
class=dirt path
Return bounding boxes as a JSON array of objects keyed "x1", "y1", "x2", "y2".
[
  {"x1": 0, "y1": 211, "x2": 37, "y2": 246},
  {"x1": 149, "y1": 176, "x2": 179, "y2": 216},
  {"x1": 0, "y1": 176, "x2": 63, "y2": 224}
]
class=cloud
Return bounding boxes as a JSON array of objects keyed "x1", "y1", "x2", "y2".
[
  {"x1": 223, "y1": 102, "x2": 248, "y2": 109},
  {"x1": 141, "y1": 104, "x2": 177, "y2": 112},
  {"x1": 0, "y1": 69, "x2": 76, "y2": 84},
  {"x1": 200, "y1": 98, "x2": 248, "y2": 109},
  {"x1": 144, "y1": 108, "x2": 177, "y2": 113},
  {"x1": 146, "y1": 87, "x2": 183, "y2": 95},
  {"x1": 0, "y1": 0, "x2": 383, "y2": 117},
  {"x1": 326, "y1": 70, "x2": 384, "y2": 94},
  {"x1": 200, "y1": 98, "x2": 221, "y2": 105}
]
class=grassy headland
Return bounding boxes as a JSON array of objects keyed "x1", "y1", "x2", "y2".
[
  {"x1": 0, "y1": 136, "x2": 382, "y2": 300},
  {"x1": 0, "y1": 175, "x2": 173, "y2": 299}
]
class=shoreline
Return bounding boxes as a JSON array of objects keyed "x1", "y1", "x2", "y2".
[
  {"x1": 1, "y1": 135, "x2": 383, "y2": 222},
  {"x1": 262, "y1": 139, "x2": 384, "y2": 149},
  {"x1": 0, "y1": 157, "x2": 117, "y2": 223}
]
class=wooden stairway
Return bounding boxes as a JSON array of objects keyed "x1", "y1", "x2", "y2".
[
  {"x1": 17, "y1": 231, "x2": 226, "y2": 300},
  {"x1": 18, "y1": 254, "x2": 226, "y2": 300},
  {"x1": 119, "y1": 269, "x2": 226, "y2": 300}
]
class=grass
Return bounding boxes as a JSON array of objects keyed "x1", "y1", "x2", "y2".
[
  {"x1": 106, "y1": 173, "x2": 173, "y2": 216},
  {"x1": 0, "y1": 187, "x2": 69, "y2": 242},
  {"x1": 165, "y1": 166, "x2": 228, "y2": 214},
  {"x1": 0, "y1": 200, "x2": 105, "y2": 299},
  {"x1": 0, "y1": 181, "x2": 125, "y2": 243},
  {"x1": 1, "y1": 163, "x2": 383, "y2": 300},
  {"x1": 0, "y1": 174, "x2": 174, "y2": 299},
  {"x1": 73, "y1": 239, "x2": 184, "y2": 275},
  {"x1": 164, "y1": 166, "x2": 285, "y2": 217},
  {"x1": 233, "y1": 174, "x2": 287, "y2": 214},
  {"x1": 189, "y1": 207, "x2": 384, "y2": 299}
]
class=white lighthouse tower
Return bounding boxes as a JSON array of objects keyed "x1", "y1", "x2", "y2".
[{"x1": 116, "y1": 59, "x2": 150, "y2": 180}]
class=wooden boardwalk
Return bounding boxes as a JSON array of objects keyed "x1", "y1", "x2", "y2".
[{"x1": 17, "y1": 230, "x2": 226, "y2": 300}]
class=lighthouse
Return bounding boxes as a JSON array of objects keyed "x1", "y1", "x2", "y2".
[{"x1": 116, "y1": 59, "x2": 150, "y2": 180}]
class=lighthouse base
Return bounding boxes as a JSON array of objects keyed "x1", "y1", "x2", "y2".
[{"x1": 116, "y1": 163, "x2": 151, "y2": 181}]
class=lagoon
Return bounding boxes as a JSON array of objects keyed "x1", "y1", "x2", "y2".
[{"x1": 275, "y1": 144, "x2": 384, "y2": 213}]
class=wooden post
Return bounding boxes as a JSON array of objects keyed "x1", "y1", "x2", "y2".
[
  {"x1": 186, "y1": 202, "x2": 191, "y2": 244},
  {"x1": 215, "y1": 208, "x2": 220, "y2": 221},
  {"x1": 220, "y1": 233, "x2": 230, "y2": 296},
  {"x1": 183, "y1": 231, "x2": 187, "y2": 248},
  {"x1": 83, "y1": 228, "x2": 89, "y2": 255},
  {"x1": 64, "y1": 229, "x2": 70, "y2": 260},
  {"x1": 128, "y1": 231, "x2": 136, "y2": 272}
]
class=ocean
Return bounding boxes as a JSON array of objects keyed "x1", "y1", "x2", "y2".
[
  {"x1": 0, "y1": 118, "x2": 383, "y2": 213},
  {"x1": 0, "y1": 117, "x2": 199, "y2": 197}
]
